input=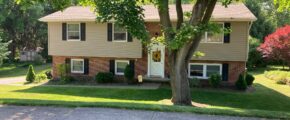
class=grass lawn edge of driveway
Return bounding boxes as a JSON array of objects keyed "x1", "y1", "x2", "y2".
[{"x1": 0, "y1": 99, "x2": 289, "y2": 119}]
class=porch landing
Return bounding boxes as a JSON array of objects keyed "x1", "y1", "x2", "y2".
[{"x1": 143, "y1": 76, "x2": 170, "y2": 82}]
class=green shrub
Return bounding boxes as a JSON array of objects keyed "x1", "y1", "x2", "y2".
[
  {"x1": 235, "y1": 74, "x2": 247, "y2": 90},
  {"x1": 247, "y1": 37, "x2": 266, "y2": 69},
  {"x1": 60, "y1": 76, "x2": 76, "y2": 83},
  {"x1": 264, "y1": 70, "x2": 290, "y2": 85},
  {"x1": 95, "y1": 72, "x2": 114, "y2": 83},
  {"x1": 35, "y1": 73, "x2": 47, "y2": 83},
  {"x1": 245, "y1": 73, "x2": 255, "y2": 86},
  {"x1": 26, "y1": 65, "x2": 36, "y2": 83},
  {"x1": 276, "y1": 78, "x2": 288, "y2": 84},
  {"x1": 189, "y1": 78, "x2": 200, "y2": 88},
  {"x1": 56, "y1": 63, "x2": 75, "y2": 83},
  {"x1": 124, "y1": 65, "x2": 135, "y2": 84},
  {"x1": 45, "y1": 70, "x2": 52, "y2": 79},
  {"x1": 57, "y1": 64, "x2": 68, "y2": 79},
  {"x1": 209, "y1": 74, "x2": 221, "y2": 88}
]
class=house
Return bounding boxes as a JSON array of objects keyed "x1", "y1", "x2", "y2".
[
  {"x1": 39, "y1": 3, "x2": 256, "y2": 86},
  {"x1": 20, "y1": 47, "x2": 44, "y2": 62}
]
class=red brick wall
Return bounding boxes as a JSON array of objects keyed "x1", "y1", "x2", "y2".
[
  {"x1": 52, "y1": 56, "x2": 148, "y2": 79},
  {"x1": 228, "y1": 61, "x2": 246, "y2": 85},
  {"x1": 52, "y1": 56, "x2": 66, "y2": 77}
]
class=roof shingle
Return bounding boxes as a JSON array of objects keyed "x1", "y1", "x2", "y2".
[{"x1": 39, "y1": 3, "x2": 256, "y2": 22}]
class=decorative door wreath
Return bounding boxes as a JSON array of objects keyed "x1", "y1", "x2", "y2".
[{"x1": 152, "y1": 49, "x2": 161, "y2": 62}]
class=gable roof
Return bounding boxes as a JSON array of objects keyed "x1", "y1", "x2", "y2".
[{"x1": 39, "y1": 3, "x2": 257, "y2": 22}]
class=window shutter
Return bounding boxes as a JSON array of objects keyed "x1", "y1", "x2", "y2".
[
  {"x1": 129, "y1": 60, "x2": 135, "y2": 73},
  {"x1": 224, "y1": 22, "x2": 231, "y2": 43},
  {"x1": 109, "y1": 60, "x2": 115, "y2": 74},
  {"x1": 128, "y1": 33, "x2": 133, "y2": 42},
  {"x1": 81, "y1": 23, "x2": 86, "y2": 41},
  {"x1": 84, "y1": 58, "x2": 89, "y2": 75},
  {"x1": 62, "y1": 23, "x2": 67, "y2": 41},
  {"x1": 107, "y1": 23, "x2": 112, "y2": 41},
  {"x1": 65, "y1": 58, "x2": 70, "y2": 74},
  {"x1": 222, "y1": 63, "x2": 229, "y2": 81}
]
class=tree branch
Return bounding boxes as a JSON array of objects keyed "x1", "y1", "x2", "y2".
[
  {"x1": 202, "y1": 0, "x2": 217, "y2": 23},
  {"x1": 176, "y1": 0, "x2": 183, "y2": 30},
  {"x1": 185, "y1": 0, "x2": 217, "y2": 61},
  {"x1": 189, "y1": 0, "x2": 209, "y2": 25},
  {"x1": 157, "y1": 0, "x2": 172, "y2": 40}
]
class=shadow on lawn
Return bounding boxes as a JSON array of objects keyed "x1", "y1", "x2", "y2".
[
  {"x1": 190, "y1": 83, "x2": 290, "y2": 112},
  {"x1": 12, "y1": 82, "x2": 290, "y2": 112},
  {"x1": 14, "y1": 86, "x2": 172, "y2": 101}
]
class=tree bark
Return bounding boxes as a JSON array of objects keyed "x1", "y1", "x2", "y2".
[
  {"x1": 156, "y1": 0, "x2": 217, "y2": 106},
  {"x1": 169, "y1": 50, "x2": 192, "y2": 105}
]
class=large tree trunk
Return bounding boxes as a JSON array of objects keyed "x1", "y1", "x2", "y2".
[
  {"x1": 156, "y1": 0, "x2": 217, "y2": 105},
  {"x1": 170, "y1": 53, "x2": 191, "y2": 105}
]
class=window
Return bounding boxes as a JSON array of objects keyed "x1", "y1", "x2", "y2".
[
  {"x1": 206, "y1": 65, "x2": 221, "y2": 77},
  {"x1": 188, "y1": 63, "x2": 222, "y2": 79},
  {"x1": 67, "y1": 23, "x2": 80, "y2": 40},
  {"x1": 201, "y1": 23, "x2": 224, "y2": 43},
  {"x1": 115, "y1": 60, "x2": 129, "y2": 75},
  {"x1": 113, "y1": 24, "x2": 127, "y2": 42},
  {"x1": 71, "y1": 59, "x2": 84, "y2": 73},
  {"x1": 189, "y1": 64, "x2": 204, "y2": 77}
]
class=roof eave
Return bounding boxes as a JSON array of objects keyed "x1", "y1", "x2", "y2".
[{"x1": 39, "y1": 18, "x2": 257, "y2": 22}]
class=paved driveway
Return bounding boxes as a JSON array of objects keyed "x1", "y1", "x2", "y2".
[
  {"x1": 0, "y1": 77, "x2": 25, "y2": 85},
  {"x1": 0, "y1": 105, "x2": 264, "y2": 120}
]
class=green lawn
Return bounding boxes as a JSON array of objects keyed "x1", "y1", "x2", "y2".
[
  {"x1": 0, "y1": 63, "x2": 51, "y2": 78},
  {"x1": 0, "y1": 66, "x2": 289, "y2": 119}
]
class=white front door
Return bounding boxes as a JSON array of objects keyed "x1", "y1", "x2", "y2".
[{"x1": 148, "y1": 43, "x2": 165, "y2": 78}]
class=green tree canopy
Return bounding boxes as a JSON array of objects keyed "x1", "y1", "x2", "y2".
[
  {"x1": 0, "y1": 0, "x2": 55, "y2": 60},
  {"x1": 0, "y1": 36, "x2": 11, "y2": 65},
  {"x1": 245, "y1": 0, "x2": 290, "y2": 41}
]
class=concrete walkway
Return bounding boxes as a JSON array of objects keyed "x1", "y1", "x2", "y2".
[
  {"x1": 0, "y1": 77, "x2": 25, "y2": 85},
  {"x1": 0, "y1": 105, "x2": 264, "y2": 120}
]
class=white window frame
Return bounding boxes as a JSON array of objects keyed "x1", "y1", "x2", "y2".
[
  {"x1": 115, "y1": 60, "x2": 129, "y2": 75},
  {"x1": 112, "y1": 23, "x2": 128, "y2": 42},
  {"x1": 201, "y1": 23, "x2": 224, "y2": 44},
  {"x1": 67, "y1": 23, "x2": 81, "y2": 41},
  {"x1": 188, "y1": 63, "x2": 222, "y2": 79},
  {"x1": 71, "y1": 59, "x2": 84, "y2": 73}
]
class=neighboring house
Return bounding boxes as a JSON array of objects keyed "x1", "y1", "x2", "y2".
[
  {"x1": 39, "y1": 3, "x2": 256, "y2": 86},
  {"x1": 20, "y1": 47, "x2": 44, "y2": 62}
]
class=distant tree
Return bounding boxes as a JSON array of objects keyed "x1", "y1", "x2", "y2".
[
  {"x1": 245, "y1": 0, "x2": 276, "y2": 41},
  {"x1": 0, "y1": 0, "x2": 55, "y2": 61},
  {"x1": 258, "y1": 25, "x2": 290, "y2": 69},
  {"x1": 247, "y1": 37, "x2": 265, "y2": 69},
  {"x1": 0, "y1": 36, "x2": 11, "y2": 66},
  {"x1": 245, "y1": 0, "x2": 290, "y2": 41}
]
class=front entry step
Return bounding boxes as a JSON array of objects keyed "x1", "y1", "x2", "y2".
[{"x1": 143, "y1": 76, "x2": 170, "y2": 82}]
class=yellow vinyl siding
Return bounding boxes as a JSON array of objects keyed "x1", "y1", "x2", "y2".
[
  {"x1": 193, "y1": 22, "x2": 249, "y2": 61},
  {"x1": 48, "y1": 21, "x2": 249, "y2": 61},
  {"x1": 48, "y1": 22, "x2": 142, "y2": 58}
]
